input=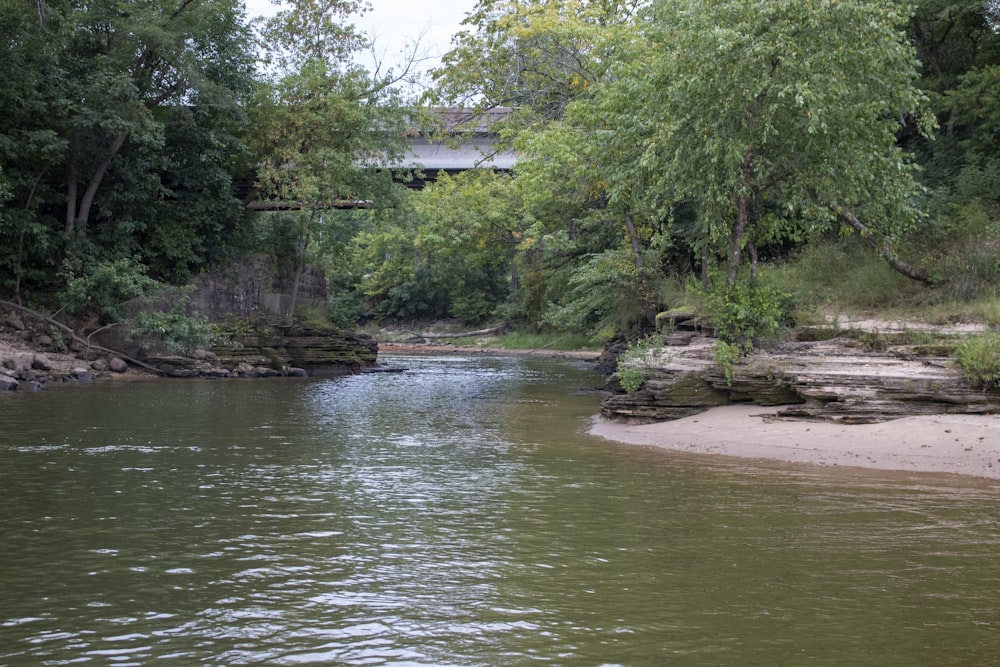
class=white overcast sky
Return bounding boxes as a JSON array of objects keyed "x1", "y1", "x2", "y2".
[{"x1": 244, "y1": 0, "x2": 478, "y2": 79}]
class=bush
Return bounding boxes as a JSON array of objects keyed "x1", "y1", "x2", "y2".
[
  {"x1": 705, "y1": 279, "x2": 796, "y2": 352},
  {"x1": 58, "y1": 255, "x2": 164, "y2": 320},
  {"x1": 769, "y1": 237, "x2": 921, "y2": 311},
  {"x1": 615, "y1": 335, "x2": 672, "y2": 393},
  {"x1": 955, "y1": 332, "x2": 1000, "y2": 389},
  {"x1": 130, "y1": 307, "x2": 225, "y2": 355}
]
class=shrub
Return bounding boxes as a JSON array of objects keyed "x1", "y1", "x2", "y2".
[
  {"x1": 955, "y1": 332, "x2": 1000, "y2": 389},
  {"x1": 58, "y1": 255, "x2": 163, "y2": 320},
  {"x1": 705, "y1": 279, "x2": 796, "y2": 352},
  {"x1": 615, "y1": 335, "x2": 672, "y2": 393},
  {"x1": 129, "y1": 289, "x2": 228, "y2": 355}
]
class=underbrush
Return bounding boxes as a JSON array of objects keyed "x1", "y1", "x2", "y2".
[
  {"x1": 955, "y1": 332, "x2": 1000, "y2": 388},
  {"x1": 766, "y1": 238, "x2": 926, "y2": 316},
  {"x1": 767, "y1": 234, "x2": 1000, "y2": 326}
]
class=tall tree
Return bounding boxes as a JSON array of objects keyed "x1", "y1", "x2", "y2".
[
  {"x1": 430, "y1": 0, "x2": 642, "y2": 135},
  {"x1": 0, "y1": 0, "x2": 256, "y2": 297},
  {"x1": 58, "y1": 0, "x2": 256, "y2": 238},
  {"x1": 637, "y1": 0, "x2": 930, "y2": 286},
  {"x1": 250, "y1": 0, "x2": 410, "y2": 323}
]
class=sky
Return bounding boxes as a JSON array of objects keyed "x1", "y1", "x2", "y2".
[{"x1": 244, "y1": 0, "x2": 479, "y2": 81}]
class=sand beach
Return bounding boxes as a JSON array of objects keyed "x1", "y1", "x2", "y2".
[{"x1": 591, "y1": 405, "x2": 1000, "y2": 480}]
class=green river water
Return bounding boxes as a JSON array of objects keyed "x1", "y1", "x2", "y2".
[{"x1": 1, "y1": 354, "x2": 999, "y2": 666}]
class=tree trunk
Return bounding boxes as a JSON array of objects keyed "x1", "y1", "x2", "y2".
[
  {"x1": 65, "y1": 130, "x2": 78, "y2": 235},
  {"x1": 700, "y1": 237, "x2": 709, "y2": 289},
  {"x1": 73, "y1": 130, "x2": 129, "y2": 238},
  {"x1": 728, "y1": 197, "x2": 749, "y2": 286},
  {"x1": 838, "y1": 210, "x2": 936, "y2": 286},
  {"x1": 624, "y1": 209, "x2": 643, "y2": 271},
  {"x1": 286, "y1": 211, "x2": 313, "y2": 325},
  {"x1": 727, "y1": 148, "x2": 755, "y2": 286}
]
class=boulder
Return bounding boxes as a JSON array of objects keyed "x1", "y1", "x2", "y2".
[
  {"x1": 31, "y1": 354, "x2": 52, "y2": 371},
  {"x1": 71, "y1": 367, "x2": 94, "y2": 381},
  {"x1": 108, "y1": 357, "x2": 128, "y2": 373},
  {"x1": 3, "y1": 313, "x2": 25, "y2": 330},
  {"x1": 3, "y1": 352, "x2": 34, "y2": 373}
]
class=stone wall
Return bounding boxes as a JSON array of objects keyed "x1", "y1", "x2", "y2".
[{"x1": 186, "y1": 255, "x2": 329, "y2": 321}]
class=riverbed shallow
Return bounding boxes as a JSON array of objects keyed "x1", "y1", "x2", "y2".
[{"x1": 2, "y1": 354, "x2": 999, "y2": 665}]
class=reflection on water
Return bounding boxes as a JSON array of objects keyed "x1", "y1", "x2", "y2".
[{"x1": 1, "y1": 354, "x2": 999, "y2": 666}]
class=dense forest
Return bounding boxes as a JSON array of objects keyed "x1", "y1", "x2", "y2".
[{"x1": 1, "y1": 0, "x2": 999, "y2": 353}]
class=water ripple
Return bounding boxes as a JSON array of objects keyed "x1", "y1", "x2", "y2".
[{"x1": 1, "y1": 356, "x2": 999, "y2": 665}]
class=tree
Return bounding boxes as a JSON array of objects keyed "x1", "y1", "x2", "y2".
[
  {"x1": 352, "y1": 171, "x2": 522, "y2": 323},
  {"x1": 57, "y1": 0, "x2": 256, "y2": 239},
  {"x1": 249, "y1": 0, "x2": 411, "y2": 323},
  {"x1": 430, "y1": 0, "x2": 642, "y2": 137},
  {"x1": 637, "y1": 0, "x2": 929, "y2": 286},
  {"x1": 0, "y1": 0, "x2": 257, "y2": 297}
]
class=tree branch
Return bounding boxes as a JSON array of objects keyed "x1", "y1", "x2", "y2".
[
  {"x1": 0, "y1": 299, "x2": 165, "y2": 375},
  {"x1": 836, "y1": 210, "x2": 936, "y2": 286}
]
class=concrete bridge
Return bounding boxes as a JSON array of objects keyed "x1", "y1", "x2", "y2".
[
  {"x1": 399, "y1": 107, "x2": 517, "y2": 188},
  {"x1": 243, "y1": 107, "x2": 517, "y2": 209}
]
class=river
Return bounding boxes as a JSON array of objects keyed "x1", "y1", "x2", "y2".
[{"x1": 1, "y1": 354, "x2": 999, "y2": 665}]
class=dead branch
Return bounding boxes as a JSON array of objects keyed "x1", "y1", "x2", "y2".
[{"x1": 0, "y1": 299, "x2": 165, "y2": 375}]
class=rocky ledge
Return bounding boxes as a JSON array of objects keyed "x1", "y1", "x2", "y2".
[
  {"x1": 1, "y1": 311, "x2": 378, "y2": 392},
  {"x1": 147, "y1": 325, "x2": 378, "y2": 379},
  {"x1": 601, "y1": 329, "x2": 1000, "y2": 424}
]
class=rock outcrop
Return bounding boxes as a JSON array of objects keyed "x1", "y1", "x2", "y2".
[
  {"x1": 602, "y1": 332, "x2": 1000, "y2": 424},
  {"x1": 210, "y1": 324, "x2": 377, "y2": 375},
  {"x1": 136, "y1": 325, "x2": 378, "y2": 379}
]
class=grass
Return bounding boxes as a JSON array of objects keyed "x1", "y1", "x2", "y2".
[
  {"x1": 955, "y1": 332, "x2": 1000, "y2": 388},
  {"x1": 765, "y1": 235, "x2": 1000, "y2": 327}
]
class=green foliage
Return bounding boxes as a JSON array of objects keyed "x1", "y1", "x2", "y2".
[
  {"x1": 430, "y1": 0, "x2": 635, "y2": 124},
  {"x1": 771, "y1": 238, "x2": 922, "y2": 310},
  {"x1": 703, "y1": 274, "x2": 795, "y2": 386},
  {"x1": 955, "y1": 332, "x2": 1000, "y2": 389},
  {"x1": 375, "y1": 265, "x2": 451, "y2": 320},
  {"x1": 704, "y1": 279, "x2": 796, "y2": 353},
  {"x1": 616, "y1": 335, "x2": 671, "y2": 393},
  {"x1": 634, "y1": 0, "x2": 927, "y2": 284},
  {"x1": 327, "y1": 289, "x2": 366, "y2": 329},
  {"x1": 542, "y1": 249, "x2": 648, "y2": 333},
  {"x1": 355, "y1": 171, "x2": 519, "y2": 324},
  {"x1": 713, "y1": 339, "x2": 743, "y2": 387},
  {"x1": 492, "y1": 330, "x2": 602, "y2": 351},
  {"x1": 617, "y1": 366, "x2": 646, "y2": 393},
  {"x1": 129, "y1": 289, "x2": 228, "y2": 355},
  {"x1": 57, "y1": 255, "x2": 163, "y2": 320},
  {"x1": 0, "y1": 0, "x2": 257, "y2": 296}
]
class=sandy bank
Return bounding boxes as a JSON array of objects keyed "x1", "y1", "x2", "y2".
[
  {"x1": 378, "y1": 341, "x2": 601, "y2": 360},
  {"x1": 591, "y1": 405, "x2": 1000, "y2": 480}
]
